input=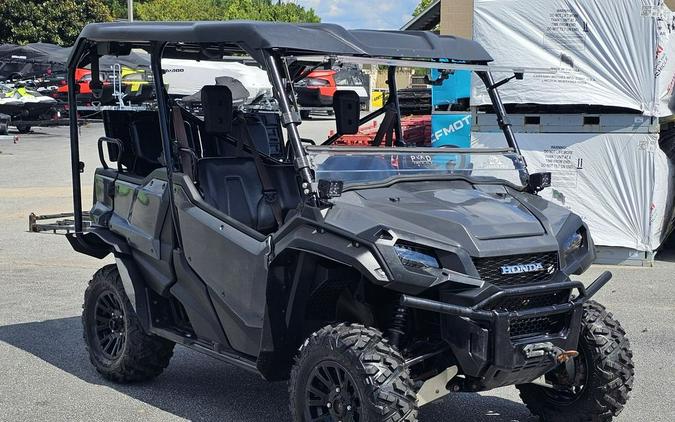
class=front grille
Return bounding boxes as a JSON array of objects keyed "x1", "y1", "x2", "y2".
[
  {"x1": 509, "y1": 314, "x2": 567, "y2": 338},
  {"x1": 482, "y1": 290, "x2": 571, "y2": 338},
  {"x1": 483, "y1": 290, "x2": 570, "y2": 312},
  {"x1": 472, "y1": 252, "x2": 559, "y2": 287}
]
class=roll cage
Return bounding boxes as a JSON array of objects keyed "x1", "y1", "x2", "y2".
[{"x1": 66, "y1": 21, "x2": 524, "y2": 240}]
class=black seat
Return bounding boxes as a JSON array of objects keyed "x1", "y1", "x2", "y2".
[
  {"x1": 197, "y1": 158, "x2": 300, "y2": 233},
  {"x1": 231, "y1": 114, "x2": 271, "y2": 156},
  {"x1": 195, "y1": 85, "x2": 301, "y2": 233},
  {"x1": 130, "y1": 115, "x2": 163, "y2": 176},
  {"x1": 101, "y1": 110, "x2": 163, "y2": 176}
]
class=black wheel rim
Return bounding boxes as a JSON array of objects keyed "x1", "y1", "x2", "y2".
[
  {"x1": 543, "y1": 347, "x2": 590, "y2": 404},
  {"x1": 305, "y1": 361, "x2": 362, "y2": 422},
  {"x1": 94, "y1": 291, "x2": 126, "y2": 360}
]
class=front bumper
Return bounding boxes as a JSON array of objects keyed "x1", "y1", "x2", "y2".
[{"x1": 401, "y1": 271, "x2": 612, "y2": 391}]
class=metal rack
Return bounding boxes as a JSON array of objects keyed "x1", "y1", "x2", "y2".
[{"x1": 28, "y1": 212, "x2": 91, "y2": 234}]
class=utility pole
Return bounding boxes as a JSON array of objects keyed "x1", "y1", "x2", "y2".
[{"x1": 127, "y1": 0, "x2": 134, "y2": 22}]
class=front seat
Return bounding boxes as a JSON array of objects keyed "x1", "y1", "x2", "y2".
[
  {"x1": 197, "y1": 157, "x2": 278, "y2": 233},
  {"x1": 196, "y1": 85, "x2": 279, "y2": 233},
  {"x1": 196, "y1": 85, "x2": 301, "y2": 233}
]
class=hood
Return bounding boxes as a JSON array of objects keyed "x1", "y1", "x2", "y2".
[
  {"x1": 355, "y1": 182, "x2": 544, "y2": 240},
  {"x1": 323, "y1": 180, "x2": 560, "y2": 255},
  {"x1": 317, "y1": 179, "x2": 589, "y2": 290}
]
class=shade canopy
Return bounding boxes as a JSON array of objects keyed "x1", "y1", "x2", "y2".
[
  {"x1": 0, "y1": 42, "x2": 150, "y2": 71},
  {"x1": 71, "y1": 21, "x2": 493, "y2": 66}
]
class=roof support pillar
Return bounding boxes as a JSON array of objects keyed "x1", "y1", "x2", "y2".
[
  {"x1": 68, "y1": 41, "x2": 86, "y2": 234},
  {"x1": 263, "y1": 51, "x2": 316, "y2": 199}
]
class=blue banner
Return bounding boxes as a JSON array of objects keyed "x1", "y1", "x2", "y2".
[
  {"x1": 431, "y1": 113, "x2": 472, "y2": 148},
  {"x1": 431, "y1": 70, "x2": 471, "y2": 107}
]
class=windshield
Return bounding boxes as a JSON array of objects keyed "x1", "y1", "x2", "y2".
[
  {"x1": 308, "y1": 147, "x2": 527, "y2": 188},
  {"x1": 291, "y1": 56, "x2": 531, "y2": 189}
]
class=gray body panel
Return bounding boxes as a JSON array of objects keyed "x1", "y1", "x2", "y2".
[
  {"x1": 173, "y1": 182, "x2": 269, "y2": 357},
  {"x1": 109, "y1": 177, "x2": 168, "y2": 260}
]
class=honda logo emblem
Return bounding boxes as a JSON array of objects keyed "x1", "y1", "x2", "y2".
[{"x1": 500, "y1": 262, "x2": 546, "y2": 275}]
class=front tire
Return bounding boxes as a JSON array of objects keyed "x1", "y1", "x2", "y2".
[
  {"x1": 82, "y1": 264, "x2": 174, "y2": 382},
  {"x1": 290, "y1": 323, "x2": 418, "y2": 422},
  {"x1": 517, "y1": 300, "x2": 634, "y2": 421}
]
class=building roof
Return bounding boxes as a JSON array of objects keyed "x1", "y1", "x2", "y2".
[
  {"x1": 401, "y1": 0, "x2": 441, "y2": 31},
  {"x1": 72, "y1": 21, "x2": 491, "y2": 65}
]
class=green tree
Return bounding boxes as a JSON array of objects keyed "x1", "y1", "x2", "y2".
[
  {"x1": 413, "y1": 0, "x2": 435, "y2": 17},
  {"x1": 0, "y1": 0, "x2": 112, "y2": 45},
  {"x1": 104, "y1": 0, "x2": 132, "y2": 19},
  {"x1": 135, "y1": 0, "x2": 222, "y2": 21},
  {"x1": 136, "y1": 0, "x2": 320, "y2": 23}
]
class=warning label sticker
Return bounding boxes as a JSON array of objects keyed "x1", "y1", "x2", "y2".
[
  {"x1": 541, "y1": 145, "x2": 582, "y2": 188},
  {"x1": 530, "y1": 67, "x2": 597, "y2": 85},
  {"x1": 543, "y1": 8, "x2": 587, "y2": 50}
]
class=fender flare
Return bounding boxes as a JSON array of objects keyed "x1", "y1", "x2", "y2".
[
  {"x1": 258, "y1": 226, "x2": 387, "y2": 380},
  {"x1": 272, "y1": 224, "x2": 389, "y2": 285},
  {"x1": 66, "y1": 228, "x2": 130, "y2": 258},
  {"x1": 68, "y1": 229, "x2": 151, "y2": 331}
]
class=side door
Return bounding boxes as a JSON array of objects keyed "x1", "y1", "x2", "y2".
[{"x1": 172, "y1": 175, "x2": 270, "y2": 358}]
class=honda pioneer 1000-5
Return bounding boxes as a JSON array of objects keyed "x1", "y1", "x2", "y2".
[{"x1": 64, "y1": 21, "x2": 633, "y2": 422}]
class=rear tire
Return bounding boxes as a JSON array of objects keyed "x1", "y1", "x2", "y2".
[
  {"x1": 82, "y1": 264, "x2": 174, "y2": 382},
  {"x1": 290, "y1": 323, "x2": 418, "y2": 422},
  {"x1": 517, "y1": 300, "x2": 634, "y2": 421}
]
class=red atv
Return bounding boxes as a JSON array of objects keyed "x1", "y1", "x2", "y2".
[{"x1": 294, "y1": 69, "x2": 337, "y2": 118}]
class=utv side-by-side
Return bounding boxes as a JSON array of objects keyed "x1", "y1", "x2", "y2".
[{"x1": 65, "y1": 21, "x2": 633, "y2": 421}]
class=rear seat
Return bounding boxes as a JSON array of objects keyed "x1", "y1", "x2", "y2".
[
  {"x1": 231, "y1": 114, "x2": 271, "y2": 156},
  {"x1": 102, "y1": 110, "x2": 163, "y2": 177},
  {"x1": 129, "y1": 115, "x2": 163, "y2": 176}
]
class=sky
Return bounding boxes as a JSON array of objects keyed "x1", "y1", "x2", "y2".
[{"x1": 294, "y1": 0, "x2": 421, "y2": 30}]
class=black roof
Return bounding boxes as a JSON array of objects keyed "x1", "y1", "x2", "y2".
[{"x1": 73, "y1": 21, "x2": 492, "y2": 65}]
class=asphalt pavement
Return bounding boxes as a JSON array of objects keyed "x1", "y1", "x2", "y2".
[{"x1": 0, "y1": 123, "x2": 673, "y2": 421}]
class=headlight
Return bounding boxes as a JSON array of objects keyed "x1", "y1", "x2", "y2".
[
  {"x1": 563, "y1": 231, "x2": 583, "y2": 256},
  {"x1": 394, "y1": 244, "x2": 440, "y2": 269}
]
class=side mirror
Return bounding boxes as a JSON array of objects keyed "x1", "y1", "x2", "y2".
[
  {"x1": 333, "y1": 90, "x2": 360, "y2": 135},
  {"x1": 528, "y1": 172, "x2": 552, "y2": 193}
]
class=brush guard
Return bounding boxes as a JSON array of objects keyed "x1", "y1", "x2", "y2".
[{"x1": 400, "y1": 271, "x2": 612, "y2": 391}]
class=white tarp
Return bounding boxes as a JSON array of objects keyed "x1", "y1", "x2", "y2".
[
  {"x1": 472, "y1": 0, "x2": 675, "y2": 117},
  {"x1": 472, "y1": 131, "x2": 673, "y2": 251},
  {"x1": 161, "y1": 59, "x2": 272, "y2": 101}
]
